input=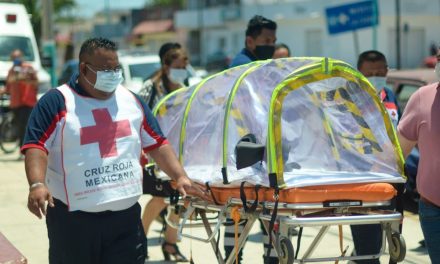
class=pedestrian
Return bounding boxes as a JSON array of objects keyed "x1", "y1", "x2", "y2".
[
  {"x1": 139, "y1": 42, "x2": 190, "y2": 261},
  {"x1": 350, "y1": 50, "x2": 401, "y2": 264},
  {"x1": 397, "y1": 47, "x2": 440, "y2": 264},
  {"x1": 225, "y1": 14, "x2": 279, "y2": 264},
  {"x1": 229, "y1": 15, "x2": 277, "y2": 68},
  {"x1": 273, "y1": 43, "x2": 291, "y2": 59},
  {"x1": 0, "y1": 49, "x2": 38, "y2": 159},
  {"x1": 21, "y1": 37, "x2": 207, "y2": 264}
]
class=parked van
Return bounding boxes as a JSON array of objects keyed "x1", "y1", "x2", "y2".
[{"x1": 0, "y1": 2, "x2": 51, "y2": 98}]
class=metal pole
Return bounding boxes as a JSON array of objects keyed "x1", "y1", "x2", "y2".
[
  {"x1": 372, "y1": 0, "x2": 378, "y2": 50},
  {"x1": 395, "y1": 0, "x2": 401, "y2": 69},
  {"x1": 105, "y1": 0, "x2": 111, "y2": 25},
  {"x1": 353, "y1": 31, "x2": 360, "y2": 57}
]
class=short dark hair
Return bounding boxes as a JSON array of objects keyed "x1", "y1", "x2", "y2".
[
  {"x1": 245, "y1": 15, "x2": 277, "y2": 38},
  {"x1": 159, "y1": 42, "x2": 182, "y2": 61},
  {"x1": 357, "y1": 50, "x2": 387, "y2": 69},
  {"x1": 275, "y1": 43, "x2": 290, "y2": 55},
  {"x1": 79, "y1": 37, "x2": 117, "y2": 61}
]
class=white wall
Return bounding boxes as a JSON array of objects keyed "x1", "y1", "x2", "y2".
[{"x1": 176, "y1": 0, "x2": 440, "y2": 69}]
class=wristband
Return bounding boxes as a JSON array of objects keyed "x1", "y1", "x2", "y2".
[{"x1": 29, "y1": 182, "x2": 45, "y2": 191}]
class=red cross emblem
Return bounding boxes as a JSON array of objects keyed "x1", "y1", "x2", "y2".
[{"x1": 80, "y1": 108, "x2": 132, "y2": 158}]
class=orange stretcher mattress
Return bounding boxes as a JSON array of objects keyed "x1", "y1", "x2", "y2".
[{"x1": 207, "y1": 183, "x2": 396, "y2": 205}]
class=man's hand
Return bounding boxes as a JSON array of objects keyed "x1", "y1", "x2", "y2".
[
  {"x1": 27, "y1": 185, "x2": 54, "y2": 219},
  {"x1": 175, "y1": 176, "x2": 211, "y2": 201}
]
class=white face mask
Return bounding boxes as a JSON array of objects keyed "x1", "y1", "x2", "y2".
[
  {"x1": 367, "y1": 76, "x2": 387, "y2": 92},
  {"x1": 435, "y1": 62, "x2": 440, "y2": 80},
  {"x1": 85, "y1": 64, "x2": 123, "y2": 93},
  {"x1": 168, "y1": 68, "x2": 188, "y2": 85}
]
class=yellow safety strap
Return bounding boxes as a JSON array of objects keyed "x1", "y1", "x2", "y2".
[
  {"x1": 231, "y1": 207, "x2": 241, "y2": 264},
  {"x1": 335, "y1": 225, "x2": 348, "y2": 264}
]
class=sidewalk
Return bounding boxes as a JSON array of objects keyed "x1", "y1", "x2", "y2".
[{"x1": 0, "y1": 151, "x2": 430, "y2": 263}]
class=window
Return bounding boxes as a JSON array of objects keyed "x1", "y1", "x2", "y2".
[
  {"x1": 128, "y1": 62, "x2": 161, "y2": 81},
  {"x1": 0, "y1": 36, "x2": 35, "y2": 61},
  {"x1": 397, "y1": 84, "x2": 419, "y2": 110}
]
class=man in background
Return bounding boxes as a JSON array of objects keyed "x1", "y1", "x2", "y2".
[
  {"x1": 351, "y1": 50, "x2": 400, "y2": 264},
  {"x1": 0, "y1": 49, "x2": 38, "y2": 158},
  {"x1": 229, "y1": 15, "x2": 277, "y2": 67},
  {"x1": 225, "y1": 15, "x2": 280, "y2": 264}
]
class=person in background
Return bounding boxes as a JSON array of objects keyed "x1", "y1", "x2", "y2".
[
  {"x1": 0, "y1": 49, "x2": 38, "y2": 158},
  {"x1": 140, "y1": 42, "x2": 190, "y2": 262},
  {"x1": 273, "y1": 43, "x2": 291, "y2": 59},
  {"x1": 351, "y1": 50, "x2": 400, "y2": 264},
  {"x1": 225, "y1": 14, "x2": 279, "y2": 264},
  {"x1": 22, "y1": 37, "x2": 206, "y2": 264},
  {"x1": 397, "y1": 47, "x2": 440, "y2": 264},
  {"x1": 229, "y1": 15, "x2": 277, "y2": 68}
]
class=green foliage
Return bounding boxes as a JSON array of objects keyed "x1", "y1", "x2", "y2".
[
  {"x1": 13, "y1": 0, "x2": 76, "y2": 43},
  {"x1": 148, "y1": 0, "x2": 185, "y2": 7}
]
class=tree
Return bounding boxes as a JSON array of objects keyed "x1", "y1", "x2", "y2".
[
  {"x1": 147, "y1": 0, "x2": 185, "y2": 8},
  {"x1": 14, "y1": 0, "x2": 76, "y2": 43}
]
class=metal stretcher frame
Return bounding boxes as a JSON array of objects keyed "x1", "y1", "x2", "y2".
[{"x1": 171, "y1": 196, "x2": 405, "y2": 264}]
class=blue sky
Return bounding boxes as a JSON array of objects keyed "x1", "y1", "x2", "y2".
[{"x1": 75, "y1": 0, "x2": 148, "y2": 17}]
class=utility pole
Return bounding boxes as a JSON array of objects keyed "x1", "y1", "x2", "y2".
[
  {"x1": 41, "y1": 0, "x2": 57, "y2": 87},
  {"x1": 395, "y1": 0, "x2": 401, "y2": 69}
]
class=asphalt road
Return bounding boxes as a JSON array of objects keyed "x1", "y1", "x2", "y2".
[{"x1": 0, "y1": 151, "x2": 430, "y2": 263}]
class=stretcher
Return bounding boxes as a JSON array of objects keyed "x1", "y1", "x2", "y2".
[{"x1": 150, "y1": 57, "x2": 407, "y2": 263}]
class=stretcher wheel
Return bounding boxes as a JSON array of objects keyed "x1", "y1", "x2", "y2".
[
  {"x1": 389, "y1": 232, "x2": 406, "y2": 262},
  {"x1": 279, "y1": 237, "x2": 294, "y2": 264}
]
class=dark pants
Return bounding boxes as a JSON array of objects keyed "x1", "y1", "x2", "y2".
[
  {"x1": 350, "y1": 224, "x2": 382, "y2": 264},
  {"x1": 12, "y1": 106, "x2": 32, "y2": 146},
  {"x1": 47, "y1": 199, "x2": 147, "y2": 264}
]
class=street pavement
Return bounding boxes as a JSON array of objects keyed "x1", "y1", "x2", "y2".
[{"x1": 0, "y1": 150, "x2": 430, "y2": 263}]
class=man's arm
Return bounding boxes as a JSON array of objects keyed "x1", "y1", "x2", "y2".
[
  {"x1": 397, "y1": 131, "x2": 417, "y2": 159},
  {"x1": 25, "y1": 148, "x2": 54, "y2": 219},
  {"x1": 148, "y1": 144, "x2": 208, "y2": 199}
]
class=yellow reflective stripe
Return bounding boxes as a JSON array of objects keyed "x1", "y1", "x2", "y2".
[{"x1": 152, "y1": 88, "x2": 187, "y2": 116}]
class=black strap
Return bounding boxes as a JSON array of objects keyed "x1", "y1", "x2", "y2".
[
  {"x1": 221, "y1": 167, "x2": 229, "y2": 184},
  {"x1": 205, "y1": 182, "x2": 220, "y2": 205},
  {"x1": 239, "y1": 182, "x2": 260, "y2": 213},
  {"x1": 264, "y1": 188, "x2": 279, "y2": 263},
  {"x1": 268, "y1": 173, "x2": 277, "y2": 188},
  {"x1": 295, "y1": 227, "x2": 303, "y2": 259}
]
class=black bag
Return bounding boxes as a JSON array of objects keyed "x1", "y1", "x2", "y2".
[{"x1": 142, "y1": 164, "x2": 175, "y2": 197}]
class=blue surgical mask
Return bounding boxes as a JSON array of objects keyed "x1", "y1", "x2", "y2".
[
  {"x1": 85, "y1": 64, "x2": 123, "y2": 93},
  {"x1": 13, "y1": 58, "x2": 22, "y2": 66},
  {"x1": 367, "y1": 76, "x2": 387, "y2": 92},
  {"x1": 168, "y1": 68, "x2": 188, "y2": 85}
]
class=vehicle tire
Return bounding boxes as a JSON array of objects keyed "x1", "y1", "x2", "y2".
[
  {"x1": 389, "y1": 232, "x2": 406, "y2": 262},
  {"x1": 0, "y1": 113, "x2": 19, "y2": 154},
  {"x1": 279, "y1": 237, "x2": 294, "y2": 264}
]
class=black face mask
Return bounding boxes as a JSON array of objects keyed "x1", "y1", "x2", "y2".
[{"x1": 254, "y1": 45, "x2": 275, "y2": 60}]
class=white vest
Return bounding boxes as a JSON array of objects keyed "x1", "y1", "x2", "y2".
[{"x1": 48, "y1": 85, "x2": 143, "y2": 211}]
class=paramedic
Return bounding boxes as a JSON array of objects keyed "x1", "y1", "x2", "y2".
[
  {"x1": 224, "y1": 15, "x2": 279, "y2": 264},
  {"x1": 351, "y1": 50, "x2": 400, "y2": 264},
  {"x1": 397, "y1": 47, "x2": 440, "y2": 264},
  {"x1": 22, "y1": 37, "x2": 206, "y2": 264},
  {"x1": 140, "y1": 42, "x2": 190, "y2": 262}
]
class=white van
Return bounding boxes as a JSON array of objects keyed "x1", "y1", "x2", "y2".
[{"x1": 0, "y1": 3, "x2": 51, "y2": 98}]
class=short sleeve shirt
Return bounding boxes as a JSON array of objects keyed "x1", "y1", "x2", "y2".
[{"x1": 397, "y1": 82, "x2": 440, "y2": 206}]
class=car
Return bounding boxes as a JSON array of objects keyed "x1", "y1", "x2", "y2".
[
  {"x1": 0, "y1": 3, "x2": 51, "y2": 100},
  {"x1": 386, "y1": 68, "x2": 437, "y2": 210},
  {"x1": 205, "y1": 51, "x2": 231, "y2": 73},
  {"x1": 118, "y1": 50, "x2": 161, "y2": 94},
  {"x1": 58, "y1": 50, "x2": 162, "y2": 94}
]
